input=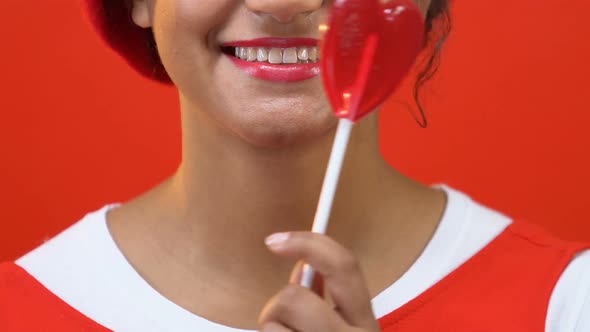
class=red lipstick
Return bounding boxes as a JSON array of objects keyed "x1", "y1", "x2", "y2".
[{"x1": 223, "y1": 37, "x2": 319, "y2": 48}]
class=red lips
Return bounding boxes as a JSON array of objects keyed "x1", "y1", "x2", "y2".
[{"x1": 222, "y1": 38, "x2": 321, "y2": 82}]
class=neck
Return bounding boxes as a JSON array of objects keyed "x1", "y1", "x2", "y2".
[{"x1": 148, "y1": 97, "x2": 434, "y2": 275}]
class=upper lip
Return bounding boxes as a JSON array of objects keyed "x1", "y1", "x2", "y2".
[{"x1": 220, "y1": 37, "x2": 319, "y2": 48}]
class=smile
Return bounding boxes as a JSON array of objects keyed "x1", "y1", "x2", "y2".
[
  {"x1": 226, "y1": 46, "x2": 319, "y2": 64},
  {"x1": 220, "y1": 38, "x2": 321, "y2": 82}
]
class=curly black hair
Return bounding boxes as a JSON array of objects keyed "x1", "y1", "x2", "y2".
[{"x1": 413, "y1": 0, "x2": 452, "y2": 127}]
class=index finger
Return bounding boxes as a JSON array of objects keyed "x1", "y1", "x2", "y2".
[{"x1": 265, "y1": 231, "x2": 378, "y2": 329}]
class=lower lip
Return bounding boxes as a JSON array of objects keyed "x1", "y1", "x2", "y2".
[{"x1": 227, "y1": 55, "x2": 320, "y2": 82}]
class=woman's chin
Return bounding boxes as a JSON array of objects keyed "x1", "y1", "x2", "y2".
[{"x1": 228, "y1": 113, "x2": 338, "y2": 149}]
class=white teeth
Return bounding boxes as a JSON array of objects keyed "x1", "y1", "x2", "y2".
[
  {"x1": 232, "y1": 46, "x2": 319, "y2": 64},
  {"x1": 239, "y1": 47, "x2": 248, "y2": 60},
  {"x1": 309, "y1": 47, "x2": 318, "y2": 61},
  {"x1": 257, "y1": 48, "x2": 268, "y2": 62},
  {"x1": 247, "y1": 48, "x2": 257, "y2": 61},
  {"x1": 298, "y1": 47, "x2": 309, "y2": 61},
  {"x1": 268, "y1": 48, "x2": 283, "y2": 64},
  {"x1": 283, "y1": 47, "x2": 298, "y2": 64}
]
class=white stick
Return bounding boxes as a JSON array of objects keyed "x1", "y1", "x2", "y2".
[{"x1": 300, "y1": 118, "x2": 354, "y2": 288}]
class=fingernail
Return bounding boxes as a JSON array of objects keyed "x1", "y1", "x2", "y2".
[{"x1": 265, "y1": 232, "x2": 290, "y2": 247}]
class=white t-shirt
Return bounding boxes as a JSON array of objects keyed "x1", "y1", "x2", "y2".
[{"x1": 16, "y1": 186, "x2": 590, "y2": 331}]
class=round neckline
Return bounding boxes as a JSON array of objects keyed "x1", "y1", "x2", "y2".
[{"x1": 97, "y1": 186, "x2": 467, "y2": 330}]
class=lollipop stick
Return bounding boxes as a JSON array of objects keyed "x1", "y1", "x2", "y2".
[
  {"x1": 300, "y1": 117, "x2": 353, "y2": 288},
  {"x1": 300, "y1": 34, "x2": 379, "y2": 289}
]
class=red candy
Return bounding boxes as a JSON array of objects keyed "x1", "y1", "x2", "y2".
[{"x1": 320, "y1": 0, "x2": 425, "y2": 121}]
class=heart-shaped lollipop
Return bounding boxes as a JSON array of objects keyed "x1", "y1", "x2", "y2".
[
  {"x1": 321, "y1": 0, "x2": 425, "y2": 121},
  {"x1": 300, "y1": 0, "x2": 426, "y2": 289}
]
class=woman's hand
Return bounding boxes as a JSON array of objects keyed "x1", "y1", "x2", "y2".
[{"x1": 258, "y1": 232, "x2": 381, "y2": 332}]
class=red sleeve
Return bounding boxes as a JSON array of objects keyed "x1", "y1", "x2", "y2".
[{"x1": 0, "y1": 262, "x2": 111, "y2": 331}]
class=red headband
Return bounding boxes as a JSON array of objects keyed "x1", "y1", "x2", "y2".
[{"x1": 83, "y1": 0, "x2": 172, "y2": 83}]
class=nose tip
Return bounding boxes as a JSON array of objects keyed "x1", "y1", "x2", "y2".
[{"x1": 246, "y1": 0, "x2": 324, "y2": 23}]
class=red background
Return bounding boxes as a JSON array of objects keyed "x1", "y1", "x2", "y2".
[{"x1": 1, "y1": 1, "x2": 589, "y2": 261}]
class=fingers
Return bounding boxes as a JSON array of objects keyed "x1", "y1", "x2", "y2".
[
  {"x1": 288, "y1": 260, "x2": 304, "y2": 284},
  {"x1": 265, "y1": 232, "x2": 377, "y2": 330},
  {"x1": 289, "y1": 260, "x2": 325, "y2": 297},
  {"x1": 258, "y1": 283, "x2": 348, "y2": 332}
]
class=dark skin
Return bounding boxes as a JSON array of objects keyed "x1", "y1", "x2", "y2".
[{"x1": 107, "y1": 0, "x2": 445, "y2": 330}]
